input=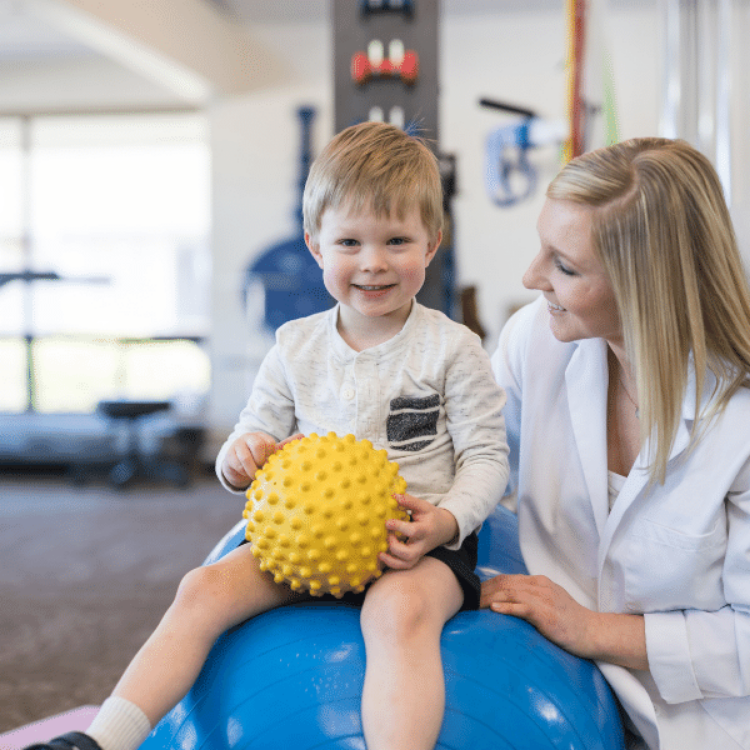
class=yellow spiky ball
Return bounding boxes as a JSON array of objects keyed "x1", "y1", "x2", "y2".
[{"x1": 243, "y1": 432, "x2": 409, "y2": 598}]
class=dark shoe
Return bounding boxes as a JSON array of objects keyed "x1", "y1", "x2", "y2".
[{"x1": 24, "y1": 732, "x2": 102, "y2": 750}]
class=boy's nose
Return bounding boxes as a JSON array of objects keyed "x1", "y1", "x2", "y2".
[{"x1": 360, "y1": 247, "x2": 389, "y2": 272}]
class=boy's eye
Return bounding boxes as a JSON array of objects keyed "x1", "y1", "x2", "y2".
[
  {"x1": 388, "y1": 237, "x2": 408, "y2": 246},
  {"x1": 339, "y1": 239, "x2": 359, "y2": 247}
]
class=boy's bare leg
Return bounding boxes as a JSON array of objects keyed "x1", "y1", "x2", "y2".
[
  {"x1": 359, "y1": 557, "x2": 464, "y2": 750},
  {"x1": 111, "y1": 543, "x2": 302, "y2": 726}
]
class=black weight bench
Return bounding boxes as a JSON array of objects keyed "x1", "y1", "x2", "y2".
[{"x1": 97, "y1": 400, "x2": 190, "y2": 488}]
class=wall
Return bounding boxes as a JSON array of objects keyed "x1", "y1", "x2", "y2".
[
  {"x1": 207, "y1": 18, "x2": 334, "y2": 451},
  {"x1": 206, "y1": 1, "x2": 662, "y2": 454},
  {"x1": 440, "y1": 3, "x2": 663, "y2": 337}
]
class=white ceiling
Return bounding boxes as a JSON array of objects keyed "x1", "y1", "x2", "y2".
[
  {"x1": 0, "y1": 0, "x2": 653, "y2": 111},
  {"x1": 208, "y1": 0, "x2": 564, "y2": 24},
  {"x1": 0, "y1": 0, "x2": 93, "y2": 62},
  {"x1": 0, "y1": 0, "x2": 574, "y2": 65}
]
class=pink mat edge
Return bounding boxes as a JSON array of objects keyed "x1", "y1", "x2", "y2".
[{"x1": 0, "y1": 706, "x2": 100, "y2": 750}]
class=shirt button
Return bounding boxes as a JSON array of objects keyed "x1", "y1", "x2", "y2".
[{"x1": 342, "y1": 388, "x2": 355, "y2": 400}]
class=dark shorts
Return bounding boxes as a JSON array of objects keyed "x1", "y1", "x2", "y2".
[
  {"x1": 332, "y1": 531, "x2": 481, "y2": 611},
  {"x1": 242, "y1": 530, "x2": 481, "y2": 611},
  {"x1": 426, "y1": 531, "x2": 480, "y2": 611}
]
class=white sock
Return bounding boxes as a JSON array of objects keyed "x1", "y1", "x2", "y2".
[{"x1": 86, "y1": 697, "x2": 152, "y2": 750}]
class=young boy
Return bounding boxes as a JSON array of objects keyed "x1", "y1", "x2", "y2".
[{"x1": 31, "y1": 122, "x2": 509, "y2": 750}]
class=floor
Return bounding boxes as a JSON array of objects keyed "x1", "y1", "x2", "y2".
[{"x1": 0, "y1": 472, "x2": 242, "y2": 735}]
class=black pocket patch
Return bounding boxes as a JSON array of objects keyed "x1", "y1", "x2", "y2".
[
  {"x1": 390, "y1": 394, "x2": 440, "y2": 412},
  {"x1": 387, "y1": 394, "x2": 440, "y2": 451}
]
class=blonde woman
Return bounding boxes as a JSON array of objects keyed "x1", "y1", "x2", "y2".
[{"x1": 483, "y1": 138, "x2": 750, "y2": 749}]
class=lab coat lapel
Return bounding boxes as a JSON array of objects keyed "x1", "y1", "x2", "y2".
[
  {"x1": 565, "y1": 338, "x2": 610, "y2": 538},
  {"x1": 598, "y1": 364, "x2": 699, "y2": 569}
]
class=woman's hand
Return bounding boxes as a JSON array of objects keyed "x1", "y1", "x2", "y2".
[
  {"x1": 480, "y1": 574, "x2": 596, "y2": 655},
  {"x1": 480, "y1": 574, "x2": 648, "y2": 670},
  {"x1": 379, "y1": 494, "x2": 459, "y2": 571}
]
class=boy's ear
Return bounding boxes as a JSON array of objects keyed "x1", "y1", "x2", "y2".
[
  {"x1": 305, "y1": 231, "x2": 324, "y2": 268},
  {"x1": 424, "y1": 230, "x2": 443, "y2": 267}
]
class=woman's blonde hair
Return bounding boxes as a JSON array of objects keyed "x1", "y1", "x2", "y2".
[
  {"x1": 303, "y1": 121, "x2": 443, "y2": 244},
  {"x1": 548, "y1": 137, "x2": 750, "y2": 483}
]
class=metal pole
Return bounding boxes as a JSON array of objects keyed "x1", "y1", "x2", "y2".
[
  {"x1": 715, "y1": 0, "x2": 732, "y2": 203},
  {"x1": 660, "y1": 0, "x2": 680, "y2": 138},
  {"x1": 20, "y1": 116, "x2": 36, "y2": 413}
]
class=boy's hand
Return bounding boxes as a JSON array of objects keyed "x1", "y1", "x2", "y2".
[
  {"x1": 379, "y1": 494, "x2": 459, "y2": 571},
  {"x1": 222, "y1": 432, "x2": 303, "y2": 490}
]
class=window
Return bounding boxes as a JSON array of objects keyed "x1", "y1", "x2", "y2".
[{"x1": 0, "y1": 112, "x2": 211, "y2": 413}]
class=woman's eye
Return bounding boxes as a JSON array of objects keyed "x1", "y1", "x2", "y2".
[{"x1": 555, "y1": 258, "x2": 576, "y2": 276}]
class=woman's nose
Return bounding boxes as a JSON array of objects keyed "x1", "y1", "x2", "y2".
[{"x1": 522, "y1": 251, "x2": 548, "y2": 291}]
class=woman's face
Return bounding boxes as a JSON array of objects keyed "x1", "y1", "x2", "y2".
[{"x1": 524, "y1": 198, "x2": 622, "y2": 347}]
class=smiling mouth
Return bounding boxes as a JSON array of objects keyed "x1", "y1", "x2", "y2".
[
  {"x1": 354, "y1": 284, "x2": 395, "y2": 291},
  {"x1": 547, "y1": 301, "x2": 565, "y2": 312}
]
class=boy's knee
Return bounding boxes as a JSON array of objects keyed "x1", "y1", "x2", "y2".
[
  {"x1": 174, "y1": 564, "x2": 227, "y2": 612},
  {"x1": 361, "y1": 577, "x2": 431, "y2": 642}
]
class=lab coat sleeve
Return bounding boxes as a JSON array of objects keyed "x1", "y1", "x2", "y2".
[
  {"x1": 437, "y1": 332, "x2": 510, "y2": 548},
  {"x1": 215, "y1": 343, "x2": 297, "y2": 493},
  {"x1": 645, "y1": 455, "x2": 750, "y2": 704}
]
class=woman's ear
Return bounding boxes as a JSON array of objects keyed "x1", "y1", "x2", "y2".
[
  {"x1": 305, "y1": 231, "x2": 324, "y2": 269},
  {"x1": 424, "y1": 229, "x2": 443, "y2": 267}
]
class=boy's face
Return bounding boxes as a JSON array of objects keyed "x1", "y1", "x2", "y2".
[{"x1": 305, "y1": 201, "x2": 441, "y2": 339}]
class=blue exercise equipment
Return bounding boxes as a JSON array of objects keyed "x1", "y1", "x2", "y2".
[
  {"x1": 480, "y1": 98, "x2": 567, "y2": 209},
  {"x1": 141, "y1": 505, "x2": 625, "y2": 749}
]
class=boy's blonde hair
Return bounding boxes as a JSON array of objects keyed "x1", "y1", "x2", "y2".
[
  {"x1": 303, "y1": 121, "x2": 443, "y2": 243},
  {"x1": 548, "y1": 137, "x2": 750, "y2": 483}
]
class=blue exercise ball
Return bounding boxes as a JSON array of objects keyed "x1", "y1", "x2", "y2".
[{"x1": 141, "y1": 506, "x2": 625, "y2": 749}]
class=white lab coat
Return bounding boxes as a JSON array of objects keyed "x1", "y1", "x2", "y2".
[{"x1": 491, "y1": 297, "x2": 750, "y2": 750}]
